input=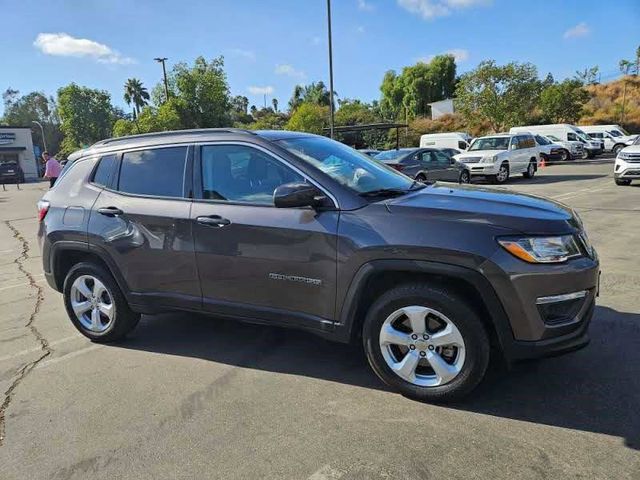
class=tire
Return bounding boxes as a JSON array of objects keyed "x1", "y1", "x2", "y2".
[
  {"x1": 415, "y1": 173, "x2": 427, "y2": 183},
  {"x1": 362, "y1": 283, "x2": 490, "y2": 402},
  {"x1": 523, "y1": 160, "x2": 536, "y2": 179},
  {"x1": 559, "y1": 149, "x2": 569, "y2": 162},
  {"x1": 615, "y1": 178, "x2": 631, "y2": 186},
  {"x1": 63, "y1": 262, "x2": 140, "y2": 342},
  {"x1": 582, "y1": 150, "x2": 591, "y2": 160},
  {"x1": 613, "y1": 144, "x2": 625, "y2": 156},
  {"x1": 459, "y1": 170, "x2": 471, "y2": 184},
  {"x1": 492, "y1": 162, "x2": 509, "y2": 184}
]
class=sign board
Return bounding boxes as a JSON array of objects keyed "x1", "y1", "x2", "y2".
[{"x1": 0, "y1": 132, "x2": 16, "y2": 145}]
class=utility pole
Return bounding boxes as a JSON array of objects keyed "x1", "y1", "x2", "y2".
[
  {"x1": 326, "y1": 0, "x2": 335, "y2": 139},
  {"x1": 154, "y1": 57, "x2": 170, "y2": 103},
  {"x1": 31, "y1": 120, "x2": 47, "y2": 152}
]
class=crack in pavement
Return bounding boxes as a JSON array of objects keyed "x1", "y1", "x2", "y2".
[{"x1": 0, "y1": 220, "x2": 52, "y2": 446}]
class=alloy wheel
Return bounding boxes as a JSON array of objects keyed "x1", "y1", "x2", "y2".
[
  {"x1": 379, "y1": 305, "x2": 466, "y2": 387},
  {"x1": 70, "y1": 275, "x2": 115, "y2": 332},
  {"x1": 460, "y1": 171, "x2": 470, "y2": 184},
  {"x1": 496, "y1": 165, "x2": 509, "y2": 183}
]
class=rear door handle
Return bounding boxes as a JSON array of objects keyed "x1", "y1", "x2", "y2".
[
  {"x1": 97, "y1": 207, "x2": 123, "y2": 217},
  {"x1": 196, "y1": 215, "x2": 231, "y2": 227}
]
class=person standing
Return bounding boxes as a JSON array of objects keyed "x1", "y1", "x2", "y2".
[{"x1": 42, "y1": 152, "x2": 62, "y2": 188}]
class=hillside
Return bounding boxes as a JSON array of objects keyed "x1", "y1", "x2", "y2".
[{"x1": 579, "y1": 75, "x2": 640, "y2": 133}]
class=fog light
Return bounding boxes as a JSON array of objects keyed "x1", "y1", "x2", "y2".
[{"x1": 536, "y1": 291, "x2": 587, "y2": 325}]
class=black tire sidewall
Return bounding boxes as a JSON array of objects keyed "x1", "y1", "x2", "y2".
[
  {"x1": 494, "y1": 163, "x2": 509, "y2": 184},
  {"x1": 460, "y1": 170, "x2": 470, "y2": 183},
  {"x1": 362, "y1": 285, "x2": 490, "y2": 402},
  {"x1": 63, "y1": 262, "x2": 139, "y2": 342}
]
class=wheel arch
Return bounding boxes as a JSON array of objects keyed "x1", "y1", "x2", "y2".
[{"x1": 335, "y1": 260, "x2": 513, "y2": 357}]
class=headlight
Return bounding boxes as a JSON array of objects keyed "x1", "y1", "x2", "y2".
[
  {"x1": 618, "y1": 152, "x2": 630, "y2": 160},
  {"x1": 482, "y1": 154, "x2": 498, "y2": 163},
  {"x1": 498, "y1": 235, "x2": 581, "y2": 263}
]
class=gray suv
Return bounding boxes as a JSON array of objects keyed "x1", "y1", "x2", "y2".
[{"x1": 38, "y1": 129, "x2": 600, "y2": 402}]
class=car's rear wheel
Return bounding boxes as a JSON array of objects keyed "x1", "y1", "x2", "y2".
[
  {"x1": 459, "y1": 170, "x2": 470, "y2": 184},
  {"x1": 559, "y1": 149, "x2": 570, "y2": 162},
  {"x1": 492, "y1": 163, "x2": 509, "y2": 184},
  {"x1": 523, "y1": 160, "x2": 536, "y2": 179},
  {"x1": 613, "y1": 144, "x2": 625, "y2": 156},
  {"x1": 581, "y1": 150, "x2": 590, "y2": 160},
  {"x1": 63, "y1": 262, "x2": 140, "y2": 342},
  {"x1": 362, "y1": 284, "x2": 490, "y2": 402},
  {"x1": 615, "y1": 178, "x2": 631, "y2": 186}
]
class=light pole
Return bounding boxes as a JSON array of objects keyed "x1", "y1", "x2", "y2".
[
  {"x1": 326, "y1": 0, "x2": 335, "y2": 139},
  {"x1": 154, "y1": 57, "x2": 170, "y2": 103},
  {"x1": 31, "y1": 120, "x2": 47, "y2": 152}
]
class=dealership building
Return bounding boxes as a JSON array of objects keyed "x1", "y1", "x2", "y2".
[{"x1": 0, "y1": 126, "x2": 39, "y2": 181}]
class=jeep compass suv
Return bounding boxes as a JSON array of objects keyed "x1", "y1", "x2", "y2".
[{"x1": 38, "y1": 129, "x2": 599, "y2": 402}]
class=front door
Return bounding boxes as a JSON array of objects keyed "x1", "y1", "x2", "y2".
[
  {"x1": 190, "y1": 143, "x2": 339, "y2": 326},
  {"x1": 88, "y1": 146, "x2": 200, "y2": 310}
]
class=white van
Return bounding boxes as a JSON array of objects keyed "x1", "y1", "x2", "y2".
[
  {"x1": 420, "y1": 132, "x2": 471, "y2": 150},
  {"x1": 510, "y1": 124, "x2": 602, "y2": 158},
  {"x1": 580, "y1": 125, "x2": 636, "y2": 155}
]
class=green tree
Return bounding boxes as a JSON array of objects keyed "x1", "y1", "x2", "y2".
[
  {"x1": 574, "y1": 66, "x2": 599, "y2": 85},
  {"x1": 113, "y1": 98, "x2": 184, "y2": 137},
  {"x1": 57, "y1": 84, "x2": 117, "y2": 157},
  {"x1": 539, "y1": 79, "x2": 590, "y2": 123},
  {"x1": 334, "y1": 99, "x2": 385, "y2": 148},
  {"x1": 455, "y1": 60, "x2": 541, "y2": 132},
  {"x1": 123, "y1": 78, "x2": 150, "y2": 119},
  {"x1": 272, "y1": 98, "x2": 279, "y2": 112},
  {"x1": 288, "y1": 82, "x2": 334, "y2": 111},
  {"x1": 380, "y1": 55, "x2": 456, "y2": 119},
  {"x1": 1, "y1": 89, "x2": 63, "y2": 153},
  {"x1": 285, "y1": 102, "x2": 328, "y2": 134},
  {"x1": 150, "y1": 56, "x2": 231, "y2": 128}
]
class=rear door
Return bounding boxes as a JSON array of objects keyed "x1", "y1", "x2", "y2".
[
  {"x1": 190, "y1": 142, "x2": 339, "y2": 326},
  {"x1": 88, "y1": 145, "x2": 200, "y2": 311}
]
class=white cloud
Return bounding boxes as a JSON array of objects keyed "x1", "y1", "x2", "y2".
[
  {"x1": 419, "y1": 48, "x2": 469, "y2": 63},
  {"x1": 397, "y1": 0, "x2": 491, "y2": 20},
  {"x1": 248, "y1": 86, "x2": 274, "y2": 95},
  {"x1": 33, "y1": 32, "x2": 134, "y2": 64},
  {"x1": 275, "y1": 64, "x2": 307, "y2": 80},
  {"x1": 563, "y1": 22, "x2": 590, "y2": 39},
  {"x1": 228, "y1": 48, "x2": 256, "y2": 61},
  {"x1": 357, "y1": 0, "x2": 375, "y2": 11}
]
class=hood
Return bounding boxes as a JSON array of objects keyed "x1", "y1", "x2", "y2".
[
  {"x1": 457, "y1": 149, "x2": 505, "y2": 157},
  {"x1": 384, "y1": 183, "x2": 580, "y2": 235}
]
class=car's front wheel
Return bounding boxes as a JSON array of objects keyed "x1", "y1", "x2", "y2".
[
  {"x1": 523, "y1": 160, "x2": 536, "y2": 179},
  {"x1": 459, "y1": 170, "x2": 471, "y2": 184},
  {"x1": 613, "y1": 144, "x2": 625, "y2": 156},
  {"x1": 63, "y1": 262, "x2": 140, "y2": 342},
  {"x1": 362, "y1": 284, "x2": 490, "y2": 402},
  {"x1": 492, "y1": 162, "x2": 509, "y2": 184}
]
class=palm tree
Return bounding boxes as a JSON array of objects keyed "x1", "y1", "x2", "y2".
[
  {"x1": 123, "y1": 78, "x2": 150, "y2": 119},
  {"x1": 272, "y1": 98, "x2": 278, "y2": 112}
]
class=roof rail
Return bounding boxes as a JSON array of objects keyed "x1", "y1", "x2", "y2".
[{"x1": 91, "y1": 128, "x2": 256, "y2": 148}]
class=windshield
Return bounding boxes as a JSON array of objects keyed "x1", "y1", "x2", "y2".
[
  {"x1": 468, "y1": 137, "x2": 510, "y2": 151},
  {"x1": 535, "y1": 135, "x2": 549, "y2": 145},
  {"x1": 546, "y1": 135, "x2": 561, "y2": 142},
  {"x1": 374, "y1": 149, "x2": 414, "y2": 161},
  {"x1": 277, "y1": 136, "x2": 415, "y2": 194},
  {"x1": 609, "y1": 130, "x2": 622, "y2": 137}
]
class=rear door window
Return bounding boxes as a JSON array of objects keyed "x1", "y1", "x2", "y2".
[{"x1": 117, "y1": 147, "x2": 188, "y2": 198}]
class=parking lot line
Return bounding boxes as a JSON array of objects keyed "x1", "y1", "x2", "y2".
[
  {"x1": 0, "y1": 274, "x2": 45, "y2": 292},
  {"x1": 0, "y1": 334, "x2": 78, "y2": 363},
  {"x1": 35, "y1": 344, "x2": 102, "y2": 370}
]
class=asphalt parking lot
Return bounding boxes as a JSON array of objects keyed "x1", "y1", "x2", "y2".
[{"x1": 0, "y1": 158, "x2": 639, "y2": 479}]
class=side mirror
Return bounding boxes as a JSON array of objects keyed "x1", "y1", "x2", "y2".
[
  {"x1": 273, "y1": 182, "x2": 330, "y2": 209},
  {"x1": 510, "y1": 144, "x2": 517, "y2": 150}
]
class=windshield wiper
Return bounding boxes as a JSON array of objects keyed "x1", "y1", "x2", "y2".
[{"x1": 359, "y1": 184, "x2": 425, "y2": 198}]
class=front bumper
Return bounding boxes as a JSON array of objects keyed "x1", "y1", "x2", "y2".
[
  {"x1": 483, "y1": 248, "x2": 599, "y2": 361},
  {"x1": 614, "y1": 160, "x2": 640, "y2": 180},
  {"x1": 468, "y1": 163, "x2": 499, "y2": 176}
]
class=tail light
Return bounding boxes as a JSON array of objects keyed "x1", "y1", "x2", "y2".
[
  {"x1": 37, "y1": 200, "x2": 50, "y2": 222},
  {"x1": 390, "y1": 164, "x2": 405, "y2": 172}
]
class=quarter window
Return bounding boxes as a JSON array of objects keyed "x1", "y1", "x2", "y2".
[
  {"x1": 117, "y1": 147, "x2": 187, "y2": 197},
  {"x1": 200, "y1": 145, "x2": 304, "y2": 205},
  {"x1": 92, "y1": 154, "x2": 117, "y2": 187}
]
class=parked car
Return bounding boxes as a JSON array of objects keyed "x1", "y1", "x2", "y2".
[
  {"x1": 614, "y1": 136, "x2": 640, "y2": 186},
  {"x1": 581, "y1": 126, "x2": 636, "y2": 155},
  {"x1": 454, "y1": 133, "x2": 539, "y2": 184},
  {"x1": 0, "y1": 159, "x2": 25, "y2": 184},
  {"x1": 441, "y1": 147, "x2": 463, "y2": 158},
  {"x1": 510, "y1": 124, "x2": 601, "y2": 159},
  {"x1": 420, "y1": 132, "x2": 471, "y2": 151},
  {"x1": 533, "y1": 134, "x2": 565, "y2": 163},
  {"x1": 357, "y1": 149, "x2": 381, "y2": 157},
  {"x1": 543, "y1": 134, "x2": 584, "y2": 160},
  {"x1": 374, "y1": 148, "x2": 471, "y2": 183},
  {"x1": 38, "y1": 128, "x2": 599, "y2": 402}
]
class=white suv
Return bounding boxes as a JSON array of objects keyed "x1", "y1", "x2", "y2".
[
  {"x1": 454, "y1": 133, "x2": 539, "y2": 184},
  {"x1": 614, "y1": 137, "x2": 640, "y2": 186}
]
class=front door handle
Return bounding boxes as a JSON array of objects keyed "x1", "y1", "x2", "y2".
[
  {"x1": 97, "y1": 206, "x2": 123, "y2": 217},
  {"x1": 196, "y1": 215, "x2": 231, "y2": 227}
]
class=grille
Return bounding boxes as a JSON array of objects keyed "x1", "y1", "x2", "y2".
[
  {"x1": 459, "y1": 156, "x2": 482, "y2": 163},
  {"x1": 624, "y1": 153, "x2": 640, "y2": 163}
]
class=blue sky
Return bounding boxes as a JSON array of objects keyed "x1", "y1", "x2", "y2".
[{"x1": 1, "y1": 0, "x2": 639, "y2": 116}]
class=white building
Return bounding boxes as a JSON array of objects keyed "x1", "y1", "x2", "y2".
[
  {"x1": 428, "y1": 99, "x2": 455, "y2": 120},
  {"x1": 0, "y1": 126, "x2": 39, "y2": 181}
]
